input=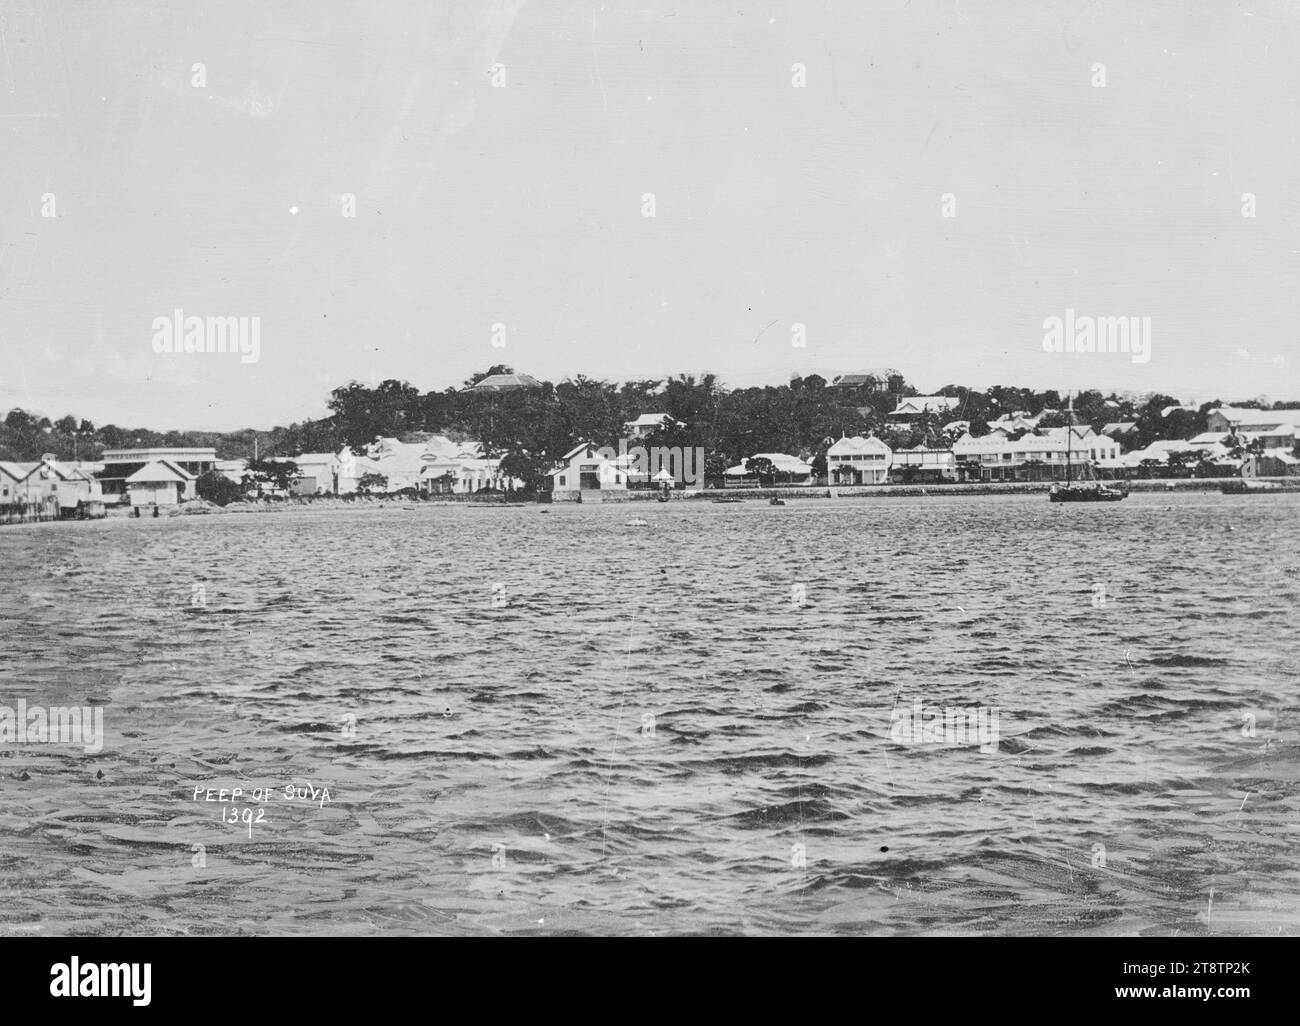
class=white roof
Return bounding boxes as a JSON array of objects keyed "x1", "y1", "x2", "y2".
[
  {"x1": 625, "y1": 413, "x2": 677, "y2": 427},
  {"x1": 953, "y1": 432, "x2": 1100, "y2": 457},
  {"x1": 126, "y1": 461, "x2": 189, "y2": 485},
  {"x1": 725, "y1": 453, "x2": 812, "y2": 475},
  {"x1": 550, "y1": 444, "x2": 633, "y2": 476},
  {"x1": 827, "y1": 435, "x2": 892, "y2": 457},
  {"x1": 1209, "y1": 406, "x2": 1293, "y2": 428},
  {"x1": 890, "y1": 395, "x2": 958, "y2": 416},
  {"x1": 1126, "y1": 439, "x2": 1229, "y2": 464}
]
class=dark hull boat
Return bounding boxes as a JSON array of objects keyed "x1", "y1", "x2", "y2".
[
  {"x1": 1049, "y1": 483, "x2": 1126, "y2": 502},
  {"x1": 1049, "y1": 394, "x2": 1128, "y2": 504}
]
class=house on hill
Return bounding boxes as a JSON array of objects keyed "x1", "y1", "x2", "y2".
[
  {"x1": 830, "y1": 368, "x2": 902, "y2": 391},
  {"x1": 623, "y1": 413, "x2": 683, "y2": 439},
  {"x1": 467, "y1": 372, "x2": 541, "y2": 392},
  {"x1": 888, "y1": 395, "x2": 958, "y2": 423}
]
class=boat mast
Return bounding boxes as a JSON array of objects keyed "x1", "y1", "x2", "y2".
[{"x1": 1065, "y1": 393, "x2": 1073, "y2": 484}]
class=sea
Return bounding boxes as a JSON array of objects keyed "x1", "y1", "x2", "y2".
[{"x1": 1, "y1": 493, "x2": 1297, "y2": 936}]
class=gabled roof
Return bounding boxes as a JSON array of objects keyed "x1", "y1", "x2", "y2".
[
  {"x1": 1038, "y1": 425, "x2": 1096, "y2": 444},
  {"x1": 625, "y1": 413, "x2": 681, "y2": 428},
  {"x1": 827, "y1": 435, "x2": 892, "y2": 457},
  {"x1": 890, "y1": 395, "x2": 957, "y2": 416},
  {"x1": 126, "y1": 461, "x2": 190, "y2": 485},
  {"x1": 1207, "y1": 405, "x2": 1293, "y2": 427},
  {"x1": 559, "y1": 442, "x2": 598, "y2": 462},
  {"x1": 1100, "y1": 422, "x2": 1137, "y2": 436},
  {"x1": 1126, "y1": 439, "x2": 1229, "y2": 463},
  {"x1": 0, "y1": 461, "x2": 36, "y2": 482},
  {"x1": 726, "y1": 453, "x2": 813, "y2": 475},
  {"x1": 831, "y1": 368, "x2": 900, "y2": 388}
]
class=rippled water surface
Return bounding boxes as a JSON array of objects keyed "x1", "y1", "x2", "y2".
[{"x1": 2, "y1": 494, "x2": 1298, "y2": 936}]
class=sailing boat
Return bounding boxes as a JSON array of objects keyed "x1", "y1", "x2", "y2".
[{"x1": 1048, "y1": 395, "x2": 1128, "y2": 503}]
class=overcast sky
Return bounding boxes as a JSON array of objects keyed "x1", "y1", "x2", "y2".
[{"x1": 2, "y1": 0, "x2": 1297, "y2": 430}]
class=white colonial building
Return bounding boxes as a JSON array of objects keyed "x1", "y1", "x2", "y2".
[
  {"x1": 826, "y1": 436, "x2": 892, "y2": 485},
  {"x1": 724, "y1": 453, "x2": 814, "y2": 486},
  {"x1": 889, "y1": 447, "x2": 957, "y2": 482},
  {"x1": 125, "y1": 460, "x2": 196, "y2": 507},
  {"x1": 952, "y1": 426, "x2": 1120, "y2": 482}
]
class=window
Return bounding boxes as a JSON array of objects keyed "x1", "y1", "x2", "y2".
[{"x1": 558, "y1": 475, "x2": 566, "y2": 486}]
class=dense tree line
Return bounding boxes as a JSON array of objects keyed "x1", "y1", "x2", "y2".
[{"x1": 3, "y1": 368, "x2": 1294, "y2": 491}]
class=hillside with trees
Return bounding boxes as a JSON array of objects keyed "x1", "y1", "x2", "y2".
[{"x1": 4, "y1": 365, "x2": 1293, "y2": 491}]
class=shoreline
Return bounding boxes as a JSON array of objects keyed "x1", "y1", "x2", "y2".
[{"x1": 4, "y1": 476, "x2": 1296, "y2": 527}]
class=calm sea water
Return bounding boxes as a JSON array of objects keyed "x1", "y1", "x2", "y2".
[{"x1": 1, "y1": 494, "x2": 1298, "y2": 936}]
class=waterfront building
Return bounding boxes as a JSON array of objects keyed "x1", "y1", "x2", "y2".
[
  {"x1": 0, "y1": 462, "x2": 32, "y2": 506},
  {"x1": 284, "y1": 452, "x2": 343, "y2": 495},
  {"x1": 549, "y1": 443, "x2": 632, "y2": 502},
  {"x1": 421, "y1": 450, "x2": 520, "y2": 494},
  {"x1": 99, "y1": 447, "x2": 216, "y2": 501},
  {"x1": 890, "y1": 447, "x2": 957, "y2": 482},
  {"x1": 725, "y1": 452, "x2": 815, "y2": 487},
  {"x1": 1245, "y1": 452, "x2": 1300, "y2": 477},
  {"x1": 952, "y1": 427, "x2": 1119, "y2": 482},
  {"x1": 125, "y1": 461, "x2": 195, "y2": 507},
  {"x1": 825, "y1": 436, "x2": 892, "y2": 485},
  {"x1": 359, "y1": 437, "x2": 431, "y2": 491},
  {"x1": 0, "y1": 456, "x2": 105, "y2": 518}
]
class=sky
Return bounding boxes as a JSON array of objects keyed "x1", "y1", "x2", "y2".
[{"x1": 2, "y1": 0, "x2": 1297, "y2": 431}]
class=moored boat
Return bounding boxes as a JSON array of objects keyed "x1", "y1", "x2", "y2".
[{"x1": 1049, "y1": 394, "x2": 1128, "y2": 503}]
